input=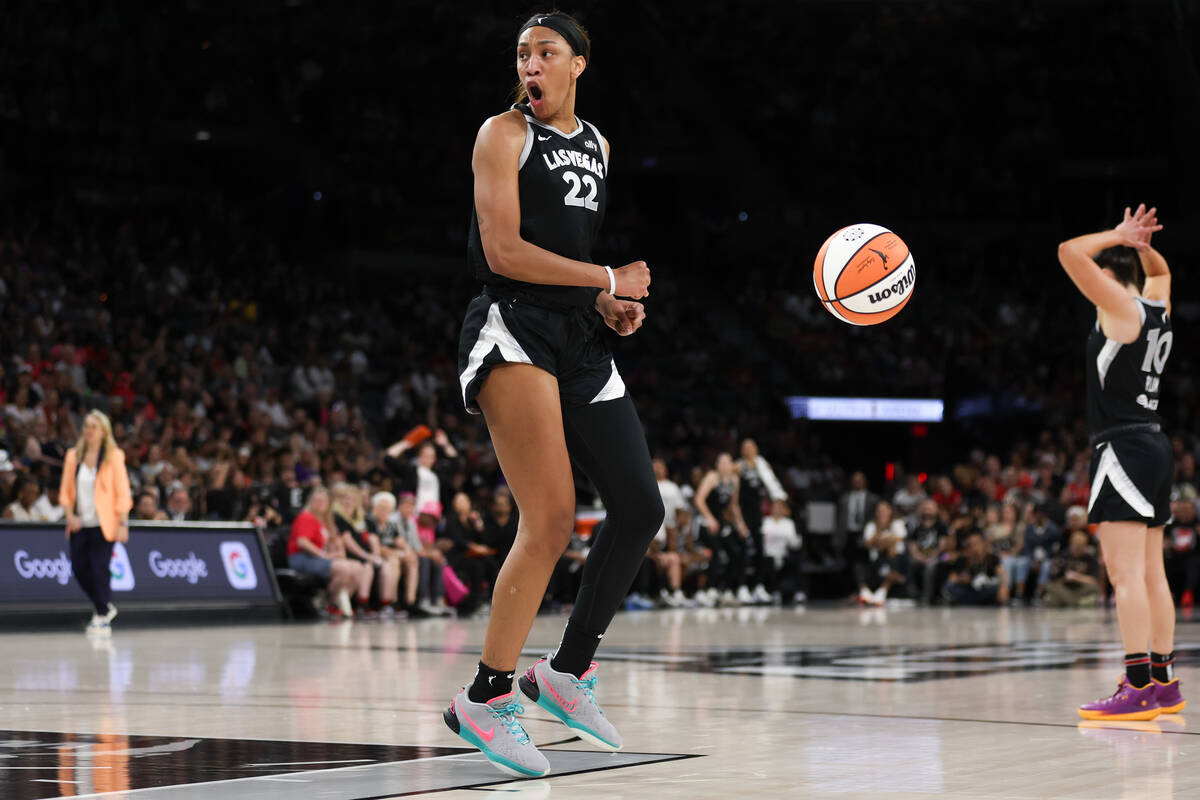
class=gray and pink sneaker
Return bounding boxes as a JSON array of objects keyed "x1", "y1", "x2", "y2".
[
  {"x1": 519, "y1": 657, "x2": 622, "y2": 751},
  {"x1": 443, "y1": 687, "x2": 550, "y2": 778},
  {"x1": 1153, "y1": 678, "x2": 1186, "y2": 714},
  {"x1": 1078, "y1": 676, "x2": 1160, "y2": 721}
]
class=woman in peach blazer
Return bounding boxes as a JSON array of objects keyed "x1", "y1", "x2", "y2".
[{"x1": 58, "y1": 410, "x2": 133, "y2": 634}]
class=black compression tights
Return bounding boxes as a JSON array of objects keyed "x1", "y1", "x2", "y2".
[{"x1": 552, "y1": 394, "x2": 664, "y2": 676}]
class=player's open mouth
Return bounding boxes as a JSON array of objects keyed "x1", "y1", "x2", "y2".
[{"x1": 528, "y1": 83, "x2": 543, "y2": 104}]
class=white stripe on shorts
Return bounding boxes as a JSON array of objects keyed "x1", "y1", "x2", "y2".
[
  {"x1": 1088, "y1": 443, "x2": 1155, "y2": 518},
  {"x1": 459, "y1": 302, "x2": 533, "y2": 409},
  {"x1": 589, "y1": 359, "x2": 626, "y2": 404}
]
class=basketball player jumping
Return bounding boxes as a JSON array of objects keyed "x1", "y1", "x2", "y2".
[
  {"x1": 1057, "y1": 204, "x2": 1185, "y2": 720},
  {"x1": 442, "y1": 12, "x2": 665, "y2": 776}
]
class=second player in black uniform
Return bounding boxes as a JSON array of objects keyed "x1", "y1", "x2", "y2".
[
  {"x1": 737, "y1": 437, "x2": 790, "y2": 604},
  {"x1": 695, "y1": 453, "x2": 751, "y2": 604},
  {"x1": 1058, "y1": 204, "x2": 1186, "y2": 720}
]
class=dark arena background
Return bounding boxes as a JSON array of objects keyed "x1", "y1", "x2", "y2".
[{"x1": 2, "y1": 2, "x2": 1200, "y2": 798}]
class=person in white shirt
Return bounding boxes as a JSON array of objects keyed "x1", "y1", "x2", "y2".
[
  {"x1": 652, "y1": 459, "x2": 686, "y2": 547},
  {"x1": 3, "y1": 476, "x2": 46, "y2": 521},
  {"x1": 255, "y1": 386, "x2": 291, "y2": 429},
  {"x1": 737, "y1": 438, "x2": 790, "y2": 604},
  {"x1": 33, "y1": 484, "x2": 64, "y2": 522},
  {"x1": 856, "y1": 501, "x2": 908, "y2": 606},
  {"x1": 891, "y1": 474, "x2": 927, "y2": 530},
  {"x1": 383, "y1": 429, "x2": 459, "y2": 511},
  {"x1": 650, "y1": 459, "x2": 690, "y2": 607},
  {"x1": 762, "y1": 499, "x2": 805, "y2": 604},
  {"x1": 59, "y1": 411, "x2": 133, "y2": 635}
]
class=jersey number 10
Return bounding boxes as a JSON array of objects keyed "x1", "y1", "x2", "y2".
[
  {"x1": 561, "y1": 170, "x2": 599, "y2": 212},
  {"x1": 1139, "y1": 327, "x2": 1172, "y2": 408},
  {"x1": 1141, "y1": 327, "x2": 1173, "y2": 375}
]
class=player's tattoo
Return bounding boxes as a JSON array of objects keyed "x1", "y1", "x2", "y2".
[{"x1": 478, "y1": 215, "x2": 489, "y2": 236}]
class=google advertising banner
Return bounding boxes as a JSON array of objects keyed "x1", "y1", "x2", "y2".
[{"x1": 1, "y1": 522, "x2": 278, "y2": 606}]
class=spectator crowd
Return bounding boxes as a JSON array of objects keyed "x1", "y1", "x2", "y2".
[{"x1": 5, "y1": 220, "x2": 1200, "y2": 617}]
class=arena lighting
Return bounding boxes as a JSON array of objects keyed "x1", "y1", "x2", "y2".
[{"x1": 784, "y1": 396, "x2": 944, "y2": 423}]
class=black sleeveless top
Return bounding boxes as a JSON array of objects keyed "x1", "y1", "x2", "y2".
[
  {"x1": 1085, "y1": 297, "x2": 1172, "y2": 435},
  {"x1": 467, "y1": 103, "x2": 608, "y2": 309},
  {"x1": 738, "y1": 461, "x2": 765, "y2": 516},
  {"x1": 707, "y1": 476, "x2": 735, "y2": 520}
]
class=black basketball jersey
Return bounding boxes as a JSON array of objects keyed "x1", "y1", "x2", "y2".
[
  {"x1": 1085, "y1": 297, "x2": 1172, "y2": 435},
  {"x1": 708, "y1": 477, "x2": 735, "y2": 520},
  {"x1": 738, "y1": 462, "x2": 765, "y2": 516},
  {"x1": 467, "y1": 103, "x2": 608, "y2": 309}
]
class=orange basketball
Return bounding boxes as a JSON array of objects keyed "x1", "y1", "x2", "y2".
[{"x1": 813, "y1": 223, "x2": 916, "y2": 325}]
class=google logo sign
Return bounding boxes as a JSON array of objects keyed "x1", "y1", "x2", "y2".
[{"x1": 219, "y1": 541, "x2": 258, "y2": 590}]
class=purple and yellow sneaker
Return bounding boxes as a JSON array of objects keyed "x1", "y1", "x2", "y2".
[
  {"x1": 1153, "y1": 678, "x2": 1186, "y2": 714},
  {"x1": 1078, "y1": 676, "x2": 1160, "y2": 721}
]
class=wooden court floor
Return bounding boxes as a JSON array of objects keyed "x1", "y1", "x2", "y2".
[{"x1": 0, "y1": 606, "x2": 1196, "y2": 799}]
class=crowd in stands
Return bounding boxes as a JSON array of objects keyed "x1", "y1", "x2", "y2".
[
  {"x1": 4, "y1": 245, "x2": 1200, "y2": 618},
  {"x1": 839, "y1": 440, "x2": 1200, "y2": 610}
]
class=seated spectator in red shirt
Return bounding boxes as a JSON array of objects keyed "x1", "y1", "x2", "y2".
[
  {"x1": 24, "y1": 343, "x2": 54, "y2": 381},
  {"x1": 287, "y1": 486, "x2": 364, "y2": 617},
  {"x1": 931, "y1": 475, "x2": 962, "y2": 515},
  {"x1": 1060, "y1": 452, "x2": 1091, "y2": 508}
]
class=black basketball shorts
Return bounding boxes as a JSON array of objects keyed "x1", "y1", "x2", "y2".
[
  {"x1": 1087, "y1": 430, "x2": 1172, "y2": 528},
  {"x1": 457, "y1": 293, "x2": 626, "y2": 415}
]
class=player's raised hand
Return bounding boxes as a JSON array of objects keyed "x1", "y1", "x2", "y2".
[
  {"x1": 613, "y1": 260, "x2": 650, "y2": 298},
  {"x1": 1115, "y1": 203, "x2": 1162, "y2": 251}
]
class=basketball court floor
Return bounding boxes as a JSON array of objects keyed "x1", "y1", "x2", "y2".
[{"x1": 1, "y1": 606, "x2": 1196, "y2": 799}]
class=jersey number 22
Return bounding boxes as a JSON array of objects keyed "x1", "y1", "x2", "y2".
[{"x1": 561, "y1": 170, "x2": 599, "y2": 212}]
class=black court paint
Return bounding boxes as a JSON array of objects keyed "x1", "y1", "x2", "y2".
[
  {"x1": 292, "y1": 641, "x2": 1200, "y2": 683},
  {"x1": 595, "y1": 641, "x2": 1200, "y2": 682},
  {"x1": 0, "y1": 730, "x2": 695, "y2": 799}
]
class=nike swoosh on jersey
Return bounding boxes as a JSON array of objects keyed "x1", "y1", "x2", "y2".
[{"x1": 537, "y1": 135, "x2": 552, "y2": 141}]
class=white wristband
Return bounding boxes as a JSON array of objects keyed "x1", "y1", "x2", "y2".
[{"x1": 603, "y1": 265, "x2": 615, "y2": 295}]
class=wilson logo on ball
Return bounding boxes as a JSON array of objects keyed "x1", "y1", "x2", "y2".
[
  {"x1": 867, "y1": 264, "x2": 915, "y2": 305},
  {"x1": 813, "y1": 223, "x2": 916, "y2": 326}
]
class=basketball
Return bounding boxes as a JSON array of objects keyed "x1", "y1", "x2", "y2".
[{"x1": 813, "y1": 223, "x2": 916, "y2": 325}]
